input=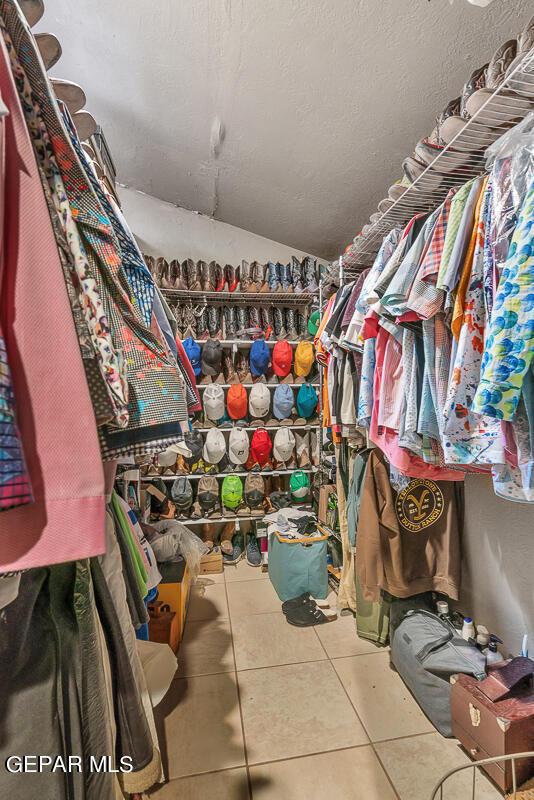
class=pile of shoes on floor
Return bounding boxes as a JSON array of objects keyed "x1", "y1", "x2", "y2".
[
  {"x1": 143, "y1": 256, "x2": 320, "y2": 294},
  {"x1": 282, "y1": 593, "x2": 337, "y2": 626}
]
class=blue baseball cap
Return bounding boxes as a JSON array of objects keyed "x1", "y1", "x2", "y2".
[
  {"x1": 183, "y1": 336, "x2": 201, "y2": 377},
  {"x1": 273, "y1": 384, "x2": 294, "y2": 420},
  {"x1": 296, "y1": 383, "x2": 318, "y2": 419},
  {"x1": 249, "y1": 339, "x2": 270, "y2": 377}
]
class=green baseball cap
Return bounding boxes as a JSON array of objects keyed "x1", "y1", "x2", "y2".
[
  {"x1": 221, "y1": 475, "x2": 243, "y2": 510},
  {"x1": 289, "y1": 470, "x2": 310, "y2": 502},
  {"x1": 308, "y1": 310, "x2": 320, "y2": 336}
]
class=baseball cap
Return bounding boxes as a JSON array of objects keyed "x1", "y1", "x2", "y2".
[
  {"x1": 197, "y1": 475, "x2": 220, "y2": 513},
  {"x1": 221, "y1": 475, "x2": 243, "y2": 509},
  {"x1": 203, "y1": 384, "x2": 225, "y2": 421},
  {"x1": 227, "y1": 384, "x2": 248, "y2": 420},
  {"x1": 272, "y1": 340, "x2": 293, "y2": 377},
  {"x1": 171, "y1": 476, "x2": 193, "y2": 511},
  {"x1": 146, "y1": 479, "x2": 171, "y2": 516},
  {"x1": 244, "y1": 474, "x2": 265, "y2": 509},
  {"x1": 183, "y1": 336, "x2": 201, "y2": 377},
  {"x1": 228, "y1": 428, "x2": 249, "y2": 465},
  {"x1": 294, "y1": 341, "x2": 314, "y2": 377},
  {"x1": 183, "y1": 431, "x2": 203, "y2": 465},
  {"x1": 308, "y1": 310, "x2": 320, "y2": 336},
  {"x1": 296, "y1": 383, "x2": 318, "y2": 419},
  {"x1": 201, "y1": 339, "x2": 223, "y2": 376},
  {"x1": 203, "y1": 428, "x2": 226, "y2": 464},
  {"x1": 250, "y1": 429, "x2": 272, "y2": 466},
  {"x1": 249, "y1": 339, "x2": 270, "y2": 377},
  {"x1": 289, "y1": 470, "x2": 310, "y2": 502},
  {"x1": 273, "y1": 384, "x2": 294, "y2": 420},
  {"x1": 273, "y1": 428, "x2": 296, "y2": 462},
  {"x1": 249, "y1": 383, "x2": 271, "y2": 418}
]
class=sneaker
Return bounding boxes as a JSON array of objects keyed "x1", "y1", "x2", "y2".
[
  {"x1": 246, "y1": 535, "x2": 262, "y2": 566},
  {"x1": 223, "y1": 533, "x2": 244, "y2": 564}
]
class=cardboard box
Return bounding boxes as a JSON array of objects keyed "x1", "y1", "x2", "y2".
[
  {"x1": 200, "y1": 551, "x2": 223, "y2": 574},
  {"x1": 155, "y1": 560, "x2": 191, "y2": 645},
  {"x1": 318, "y1": 484, "x2": 336, "y2": 524}
]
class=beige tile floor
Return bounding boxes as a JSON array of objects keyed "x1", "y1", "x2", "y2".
[{"x1": 151, "y1": 561, "x2": 501, "y2": 800}]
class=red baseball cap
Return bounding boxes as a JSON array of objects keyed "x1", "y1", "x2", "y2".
[
  {"x1": 227, "y1": 384, "x2": 248, "y2": 420},
  {"x1": 248, "y1": 429, "x2": 272, "y2": 467},
  {"x1": 272, "y1": 341, "x2": 293, "y2": 377}
]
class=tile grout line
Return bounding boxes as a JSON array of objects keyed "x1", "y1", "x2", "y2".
[
  {"x1": 311, "y1": 623, "x2": 402, "y2": 800},
  {"x1": 222, "y1": 566, "x2": 254, "y2": 800}
]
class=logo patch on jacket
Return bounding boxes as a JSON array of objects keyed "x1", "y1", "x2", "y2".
[{"x1": 396, "y1": 479, "x2": 444, "y2": 532}]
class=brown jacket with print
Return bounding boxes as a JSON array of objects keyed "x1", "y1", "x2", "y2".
[{"x1": 356, "y1": 450, "x2": 463, "y2": 601}]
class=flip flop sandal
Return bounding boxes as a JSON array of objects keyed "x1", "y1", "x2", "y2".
[{"x1": 286, "y1": 604, "x2": 335, "y2": 627}]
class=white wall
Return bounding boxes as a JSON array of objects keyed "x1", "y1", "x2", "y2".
[
  {"x1": 461, "y1": 475, "x2": 534, "y2": 658},
  {"x1": 119, "y1": 186, "x2": 322, "y2": 264}
]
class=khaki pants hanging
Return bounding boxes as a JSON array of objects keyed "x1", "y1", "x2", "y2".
[{"x1": 335, "y1": 446, "x2": 357, "y2": 612}]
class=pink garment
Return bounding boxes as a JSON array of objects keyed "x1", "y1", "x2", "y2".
[{"x1": 0, "y1": 39, "x2": 105, "y2": 570}]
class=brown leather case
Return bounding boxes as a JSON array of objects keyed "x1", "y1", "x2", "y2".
[
  {"x1": 451, "y1": 665, "x2": 534, "y2": 791},
  {"x1": 148, "y1": 601, "x2": 180, "y2": 652}
]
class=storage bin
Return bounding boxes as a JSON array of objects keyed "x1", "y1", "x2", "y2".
[{"x1": 268, "y1": 531, "x2": 329, "y2": 601}]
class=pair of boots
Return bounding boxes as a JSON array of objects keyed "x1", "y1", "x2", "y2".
[
  {"x1": 264, "y1": 262, "x2": 293, "y2": 293},
  {"x1": 174, "y1": 304, "x2": 199, "y2": 338},
  {"x1": 240, "y1": 261, "x2": 266, "y2": 292},
  {"x1": 197, "y1": 307, "x2": 223, "y2": 340}
]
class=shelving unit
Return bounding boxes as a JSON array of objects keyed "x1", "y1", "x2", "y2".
[
  {"x1": 142, "y1": 467, "x2": 318, "y2": 481},
  {"x1": 160, "y1": 288, "x2": 315, "y2": 305},
  {"x1": 143, "y1": 264, "x2": 323, "y2": 536}
]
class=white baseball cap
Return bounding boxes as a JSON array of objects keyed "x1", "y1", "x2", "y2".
[
  {"x1": 229, "y1": 428, "x2": 250, "y2": 465},
  {"x1": 273, "y1": 428, "x2": 295, "y2": 463},
  {"x1": 249, "y1": 383, "x2": 271, "y2": 419},
  {"x1": 203, "y1": 428, "x2": 226, "y2": 464},
  {"x1": 203, "y1": 384, "x2": 225, "y2": 422}
]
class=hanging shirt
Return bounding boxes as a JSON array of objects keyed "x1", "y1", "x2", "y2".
[
  {"x1": 473, "y1": 177, "x2": 534, "y2": 421},
  {"x1": 442, "y1": 180, "x2": 505, "y2": 466}
]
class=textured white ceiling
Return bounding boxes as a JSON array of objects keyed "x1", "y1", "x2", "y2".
[{"x1": 36, "y1": 0, "x2": 532, "y2": 259}]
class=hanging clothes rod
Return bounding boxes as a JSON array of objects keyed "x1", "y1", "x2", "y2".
[{"x1": 337, "y1": 47, "x2": 534, "y2": 275}]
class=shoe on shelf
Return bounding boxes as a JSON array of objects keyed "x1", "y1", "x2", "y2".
[
  {"x1": 246, "y1": 535, "x2": 262, "y2": 566},
  {"x1": 200, "y1": 260, "x2": 214, "y2": 292},
  {"x1": 187, "y1": 261, "x2": 202, "y2": 291},
  {"x1": 249, "y1": 261, "x2": 262, "y2": 292},
  {"x1": 266, "y1": 261, "x2": 280, "y2": 293},
  {"x1": 273, "y1": 308, "x2": 286, "y2": 340},
  {"x1": 208, "y1": 307, "x2": 223, "y2": 339},
  {"x1": 197, "y1": 307, "x2": 209, "y2": 340},
  {"x1": 240, "y1": 260, "x2": 252, "y2": 292},
  {"x1": 159, "y1": 257, "x2": 173, "y2": 289},
  {"x1": 236, "y1": 503, "x2": 252, "y2": 517},
  {"x1": 171, "y1": 259, "x2": 187, "y2": 290},
  {"x1": 223, "y1": 533, "x2": 244, "y2": 564},
  {"x1": 249, "y1": 306, "x2": 262, "y2": 331},
  {"x1": 182, "y1": 305, "x2": 197, "y2": 339},
  {"x1": 223, "y1": 351, "x2": 238, "y2": 383},
  {"x1": 214, "y1": 262, "x2": 227, "y2": 292},
  {"x1": 225, "y1": 264, "x2": 240, "y2": 293},
  {"x1": 258, "y1": 263, "x2": 270, "y2": 293},
  {"x1": 261, "y1": 307, "x2": 275, "y2": 340},
  {"x1": 279, "y1": 262, "x2": 294, "y2": 293},
  {"x1": 224, "y1": 307, "x2": 238, "y2": 339},
  {"x1": 285, "y1": 309, "x2": 298, "y2": 340},
  {"x1": 291, "y1": 256, "x2": 305, "y2": 293},
  {"x1": 182, "y1": 259, "x2": 197, "y2": 291},
  {"x1": 236, "y1": 308, "x2": 249, "y2": 340},
  {"x1": 302, "y1": 256, "x2": 318, "y2": 294}
]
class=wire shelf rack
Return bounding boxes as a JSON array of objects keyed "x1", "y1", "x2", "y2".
[
  {"x1": 337, "y1": 47, "x2": 534, "y2": 275},
  {"x1": 160, "y1": 288, "x2": 316, "y2": 306}
]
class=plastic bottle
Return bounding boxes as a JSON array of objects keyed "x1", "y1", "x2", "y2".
[
  {"x1": 476, "y1": 624, "x2": 490, "y2": 648},
  {"x1": 485, "y1": 635, "x2": 504, "y2": 665},
  {"x1": 462, "y1": 617, "x2": 475, "y2": 641}
]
